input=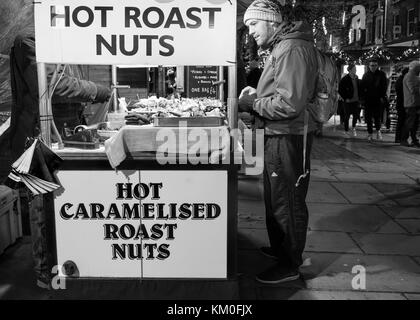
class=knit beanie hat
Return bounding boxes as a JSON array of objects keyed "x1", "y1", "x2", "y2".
[{"x1": 243, "y1": 0, "x2": 283, "y2": 25}]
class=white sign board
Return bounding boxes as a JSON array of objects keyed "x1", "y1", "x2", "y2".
[
  {"x1": 54, "y1": 170, "x2": 227, "y2": 278},
  {"x1": 34, "y1": 0, "x2": 236, "y2": 66},
  {"x1": 349, "y1": 5, "x2": 366, "y2": 43}
]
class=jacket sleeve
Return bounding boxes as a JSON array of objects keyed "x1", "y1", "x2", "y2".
[
  {"x1": 404, "y1": 75, "x2": 418, "y2": 97},
  {"x1": 252, "y1": 48, "x2": 315, "y2": 120},
  {"x1": 48, "y1": 65, "x2": 99, "y2": 103}
]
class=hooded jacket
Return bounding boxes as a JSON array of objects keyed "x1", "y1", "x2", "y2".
[
  {"x1": 252, "y1": 21, "x2": 318, "y2": 135},
  {"x1": 339, "y1": 73, "x2": 361, "y2": 102},
  {"x1": 395, "y1": 72, "x2": 406, "y2": 110},
  {"x1": 403, "y1": 69, "x2": 420, "y2": 108},
  {"x1": 360, "y1": 69, "x2": 388, "y2": 103}
]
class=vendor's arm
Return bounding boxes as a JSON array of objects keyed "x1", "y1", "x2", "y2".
[
  {"x1": 12, "y1": 35, "x2": 109, "y2": 104},
  {"x1": 253, "y1": 48, "x2": 314, "y2": 120},
  {"x1": 49, "y1": 65, "x2": 111, "y2": 103}
]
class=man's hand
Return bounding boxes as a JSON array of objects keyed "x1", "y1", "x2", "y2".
[
  {"x1": 239, "y1": 86, "x2": 257, "y2": 99},
  {"x1": 238, "y1": 86, "x2": 257, "y2": 113}
]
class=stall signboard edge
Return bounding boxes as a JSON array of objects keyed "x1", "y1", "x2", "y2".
[
  {"x1": 34, "y1": 0, "x2": 237, "y2": 66},
  {"x1": 53, "y1": 170, "x2": 228, "y2": 278}
]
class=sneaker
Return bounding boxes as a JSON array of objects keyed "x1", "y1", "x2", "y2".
[
  {"x1": 410, "y1": 141, "x2": 420, "y2": 148},
  {"x1": 259, "y1": 247, "x2": 311, "y2": 268},
  {"x1": 352, "y1": 128, "x2": 357, "y2": 137},
  {"x1": 343, "y1": 131, "x2": 351, "y2": 138},
  {"x1": 400, "y1": 140, "x2": 410, "y2": 147},
  {"x1": 256, "y1": 264, "x2": 300, "y2": 284},
  {"x1": 367, "y1": 134, "x2": 373, "y2": 142},
  {"x1": 260, "y1": 247, "x2": 279, "y2": 260},
  {"x1": 376, "y1": 130, "x2": 383, "y2": 141}
]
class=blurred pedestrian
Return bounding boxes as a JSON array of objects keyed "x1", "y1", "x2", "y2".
[
  {"x1": 394, "y1": 67, "x2": 409, "y2": 143},
  {"x1": 246, "y1": 59, "x2": 262, "y2": 89},
  {"x1": 165, "y1": 68, "x2": 177, "y2": 98},
  {"x1": 400, "y1": 61, "x2": 420, "y2": 147},
  {"x1": 338, "y1": 64, "x2": 361, "y2": 137},
  {"x1": 337, "y1": 98, "x2": 345, "y2": 126},
  {"x1": 381, "y1": 94, "x2": 391, "y2": 131},
  {"x1": 361, "y1": 59, "x2": 388, "y2": 141}
]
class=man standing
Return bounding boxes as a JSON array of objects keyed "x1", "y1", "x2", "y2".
[
  {"x1": 339, "y1": 64, "x2": 361, "y2": 137},
  {"x1": 361, "y1": 59, "x2": 388, "y2": 141},
  {"x1": 238, "y1": 0, "x2": 318, "y2": 284},
  {"x1": 8, "y1": 32, "x2": 111, "y2": 289},
  {"x1": 394, "y1": 67, "x2": 409, "y2": 143},
  {"x1": 400, "y1": 61, "x2": 420, "y2": 147}
]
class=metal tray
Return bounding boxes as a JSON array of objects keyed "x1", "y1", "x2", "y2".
[{"x1": 153, "y1": 117, "x2": 225, "y2": 127}]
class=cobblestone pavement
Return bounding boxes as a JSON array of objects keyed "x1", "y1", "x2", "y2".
[{"x1": 238, "y1": 117, "x2": 420, "y2": 300}]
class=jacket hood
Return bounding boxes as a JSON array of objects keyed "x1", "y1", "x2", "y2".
[{"x1": 268, "y1": 21, "x2": 314, "y2": 49}]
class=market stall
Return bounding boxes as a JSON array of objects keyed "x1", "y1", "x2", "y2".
[{"x1": 33, "y1": 0, "x2": 239, "y2": 292}]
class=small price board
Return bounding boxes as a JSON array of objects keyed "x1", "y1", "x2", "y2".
[{"x1": 186, "y1": 66, "x2": 219, "y2": 99}]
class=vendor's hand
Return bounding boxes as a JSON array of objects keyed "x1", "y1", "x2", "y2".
[
  {"x1": 94, "y1": 85, "x2": 111, "y2": 103},
  {"x1": 239, "y1": 86, "x2": 257, "y2": 100}
]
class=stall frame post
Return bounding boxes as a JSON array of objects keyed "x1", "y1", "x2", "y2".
[
  {"x1": 37, "y1": 62, "x2": 51, "y2": 146},
  {"x1": 111, "y1": 65, "x2": 118, "y2": 112},
  {"x1": 227, "y1": 64, "x2": 237, "y2": 129},
  {"x1": 218, "y1": 66, "x2": 225, "y2": 102}
]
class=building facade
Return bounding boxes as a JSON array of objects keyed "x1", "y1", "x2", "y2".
[{"x1": 346, "y1": 0, "x2": 419, "y2": 50}]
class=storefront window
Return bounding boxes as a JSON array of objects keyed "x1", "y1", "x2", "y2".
[
  {"x1": 393, "y1": 14, "x2": 401, "y2": 39},
  {"x1": 407, "y1": 8, "x2": 415, "y2": 36},
  {"x1": 116, "y1": 67, "x2": 149, "y2": 101},
  {"x1": 375, "y1": 16, "x2": 383, "y2": 43},
  {"x1": 117, "y1": 68, "x2": 148, "y2": 88},
  {"x1": 366, "y1": 21, "x2": 373, "y2": 44}
]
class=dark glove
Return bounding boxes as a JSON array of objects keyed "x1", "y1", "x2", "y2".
[
  {"x1": 94, "y1": 85, "x2": 111, "y2": 103},
  {"x1": 238, "y1": 92, "x2": 256, "y2": 113}
]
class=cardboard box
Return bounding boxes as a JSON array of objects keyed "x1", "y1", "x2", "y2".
[{"x1": 0, "y1": 185, "x2": 22, "y2": 255}]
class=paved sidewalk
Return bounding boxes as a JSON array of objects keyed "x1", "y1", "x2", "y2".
[
  {"x1": 237, "y1": 118, "x2": 420, "y2": 300},
  {"x1": 0, "y1": 118, "x2": 419, "y2": 299}
]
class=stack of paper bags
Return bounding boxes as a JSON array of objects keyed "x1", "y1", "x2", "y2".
[{"x1": 4, "y1": 138, "x2": 63, "y2": 195}]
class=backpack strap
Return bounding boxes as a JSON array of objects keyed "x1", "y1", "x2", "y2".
[
  {"x1": 295, "y1": 47, "x2": 319, "y2": 187},
  {"x1": 295, "y1": 109, "x2": 310, "y2": 187}
]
